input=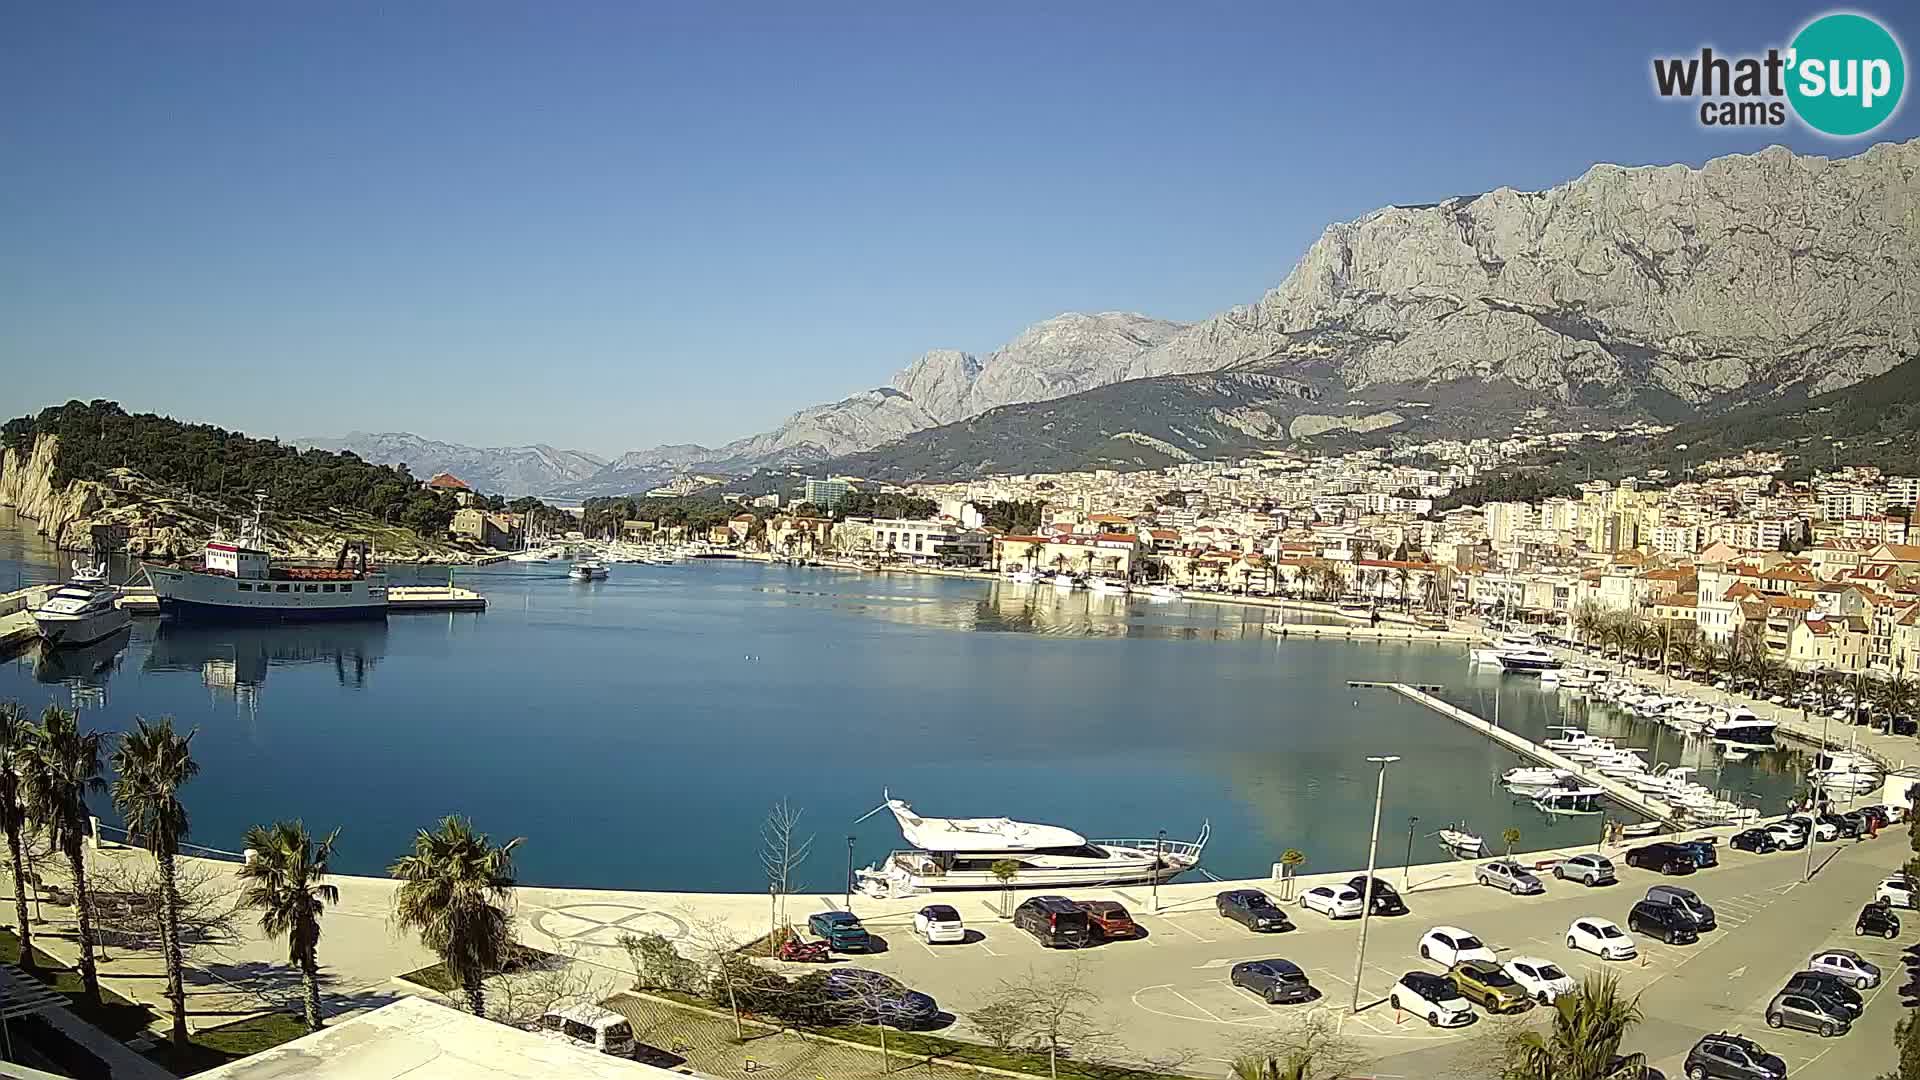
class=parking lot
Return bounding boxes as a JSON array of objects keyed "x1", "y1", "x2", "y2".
[{"x1": 805, "y1": 832, "x2": 1913, "y2": 1076}]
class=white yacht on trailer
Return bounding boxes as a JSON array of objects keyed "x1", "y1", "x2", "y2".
[
  {"x1": 30, "y1": 560, "x2": 130, "y2": 646},
  {"x1": 853, "y1": 796, "x2": 1207, "y2": 896}
]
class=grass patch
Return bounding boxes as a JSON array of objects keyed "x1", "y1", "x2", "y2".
[
  {"x1": 823, "y1": 1024, "x2": 1199, "y2": 1080},
  {"x1": 397, "y1": 942, "x2": 556, "y2": 994},
  {"x1": 0, "y1": 927, "x2": 156, "y2": 1040},
  {"x1": 145, "y1": 1011, "x2": 312, "y2": 1075}
]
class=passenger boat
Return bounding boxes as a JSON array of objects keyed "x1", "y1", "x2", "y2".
[
  {"x1": 567, "y1": 560, "x2": 609, "y2": 581},
  {"x1": 30, "y1": 560, "x2": 130, "y2": 647},
  {"x1": 852, "y1": 796, "x2": 1207, "y2": 896},
  {"x1": 142, "y1": 494, "x2": 387, "y2": 622}
]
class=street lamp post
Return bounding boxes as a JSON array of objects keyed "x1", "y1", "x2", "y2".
[
  {"x1": 1351, "y1": 755, "x2": 1401, "y2": 1015},
  {"x1": 845, "y1": 836, "x2": 856, "y2": 911},
  {"x1": 1807, "y1": 706, "x2": 1830, "y2": 883},
  {"x1": 1402, "y1": 816, "x2": 1418, "y2": 892},
  {"x1": 1153, "y1": 830, "x2": 1166, "y2": 914}
]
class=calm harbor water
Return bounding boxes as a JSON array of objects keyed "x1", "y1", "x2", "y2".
[{"x1": 0, "y1": 511, "x2": 1806, "y2": 893}]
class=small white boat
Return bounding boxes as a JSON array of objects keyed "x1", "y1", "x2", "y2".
[
  {"x1": 1471, "y1": 633, "x2": 1536, "y2": 665},
  {"x1": 1437, "y1": 823, "x2": 1484, "y2": 858},
  {"x1": 568, "y1": 560, "x2": 608, "y2": 581},
  {"x1": 1502, "y1": 766, "x2": 1574, "y2": 791},
  {"x1": 1534, "y1": 784, "x2": 1604, "y2": 815},
  {"x1": 1086, "y1": 576, "x2": 1129, "y2": 594},
  {"x1": 1005, "y1": 568, "x2": 1037, "y2": 584},
  {"x1": 1495, "y1": 647, "x2": 1564, "y2": 674},
  {"x1": 1146, "y1": 584, "x2": 1184, "y2": 601},
  {"x1": 1049, "y1": 572, "x2": 1080, "y2": 590}
]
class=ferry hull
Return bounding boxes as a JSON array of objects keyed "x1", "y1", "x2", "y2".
[{"x1": 157, "y1": 597, "x2": 387, "y2": 623}]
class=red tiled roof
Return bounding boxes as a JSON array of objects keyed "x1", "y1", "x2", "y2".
[{"x1": 427, "y1": 472, "x2": 470, "y2": 490}]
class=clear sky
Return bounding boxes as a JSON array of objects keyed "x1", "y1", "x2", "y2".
[{"x1": 5, "y1": 2, "x2": 1917, "y2": 457}]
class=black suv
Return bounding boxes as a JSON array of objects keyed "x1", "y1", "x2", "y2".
[
  {"x1": 1781, "y1": 971, "x2": 1863, "y2": 1016},
  {"x1": 1215, "y1": 889, "x2": 1293, "y2": 932},
  {"x1": 1013, "y1": 896, "x2": 1091, "y2": 948},
  {"x1": 1627, "y1": 899, "x2": 1700, "y2": 945},
  {"x1": 1345, "y1": 876, "x2": 1408, "y2": 915},
  {"x1": 1625, "y1": 842, "x2": 1698, "y2": 875},
  {"x1": 1728, "y1": 828, "x2": 1778, "y2": 854},
  {"x1": 1684, "y1": 1032, "x2": 1784, "y2": 1080}
]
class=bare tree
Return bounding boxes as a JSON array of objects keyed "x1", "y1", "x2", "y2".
[
  {"x1": 759, "y1": 801, "x2": 814, "y2": 954},
  {"x1": 1231, "y1": 1012, "x2": 1365, "y2": 1080},
  {"x1": 618, "y1": 930, "x2": 702, "y2": 995},
  {"x1": 87, "y1": 857, "x2": 239, "y2": 957},
  {"x1": 970, "y1": 958, "x2": 1111, "y2": 1080},
  {"x1": 681, "y1": 909, "x2": 748, "y2": 1039},
  {"x1": 485, "y1": 942, "x2": 618, "y2": 1032}
]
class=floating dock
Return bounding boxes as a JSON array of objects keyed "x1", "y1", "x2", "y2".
[
  {"x1": 116, "y1": 585, "x2": 487, "y2": 615},
  {"x1": 1262, "y1": 622, "x2": 1473, "y2": 642},
  {"x1": 1384, "y1": 682, "x2": 1683, "y2": 825}
]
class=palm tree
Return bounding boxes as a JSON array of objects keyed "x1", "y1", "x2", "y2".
[
  {"x1": 1023, "y1": 543, "x2": 1043, "y2": 570},
  {"x1": 0, "y1": 703, "x2": 36, "y2": 973},
  {"x1": 237, "y1": 821, "x2": 340, "y2": 1031},
  {"x1": 1502, "y1": 828, "x2": 1522, "y2": 858},
  {"x1": 110, "y1": 716, "x2": 199, "y2": 1047},
  {"x1": 17, "y1": 706, "x2": 107, "y2": 1005},
  {"x1": 1394, "y1": 566, "x2": 1412, "y2": 611},
  {"x1": 390, "y1": 816, "x2": 523, "y2": 1017},
  {"x1": 1504, "y1": 972, "x2": 1647, "y2": 1079},
  {"x1": 1875, "y1": 676, "x2": 1916, "y2": 735},
  {"x1": 1694, "y1": 638, "x2": 1723, "y2": 680},
  {"x1": 1572, "y1": 605, "x2": 1600, "y2": 652}
]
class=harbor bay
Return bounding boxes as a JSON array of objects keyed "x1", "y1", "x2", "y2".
[{"x1": 0, "y1": 511, "x2": 1805, "y2": 894}]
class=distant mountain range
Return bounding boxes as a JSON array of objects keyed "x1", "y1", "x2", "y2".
[{"x1": 311, "y1": 139, "x2": 1920, "y2": 495}]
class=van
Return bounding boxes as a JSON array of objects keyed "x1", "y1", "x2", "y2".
[
  {"x1": 1644, "y1": 885, "x2": 1717, "y2": 930},
  {"x1": 1013, "y1": 895, "x2": 1091, "y2": 948},
  {"x1": 539, "y1": 1003, "x2": 636, "y2": 1058}
]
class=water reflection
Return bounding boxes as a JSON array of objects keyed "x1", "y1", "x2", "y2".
[
  {"x1": 29, "y1": 626, "x2": 133, "y2": 710},
  {"x1": 144, "y1": 621, "x2": 388, "y2": 695}
]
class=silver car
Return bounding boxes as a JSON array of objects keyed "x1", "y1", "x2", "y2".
[
  {"x1": 1766, "y1": 988, "x2": 1852, "y2": 1036},
  {"x1": 1553, "y1": 854, "x2": 1615, "y2": 887},
  {"x1": 1476, "y1": 859, "x2": 1545, "y2": 895},
  {"x1": 1809, "y1": 949, "x2": 1882, "y2": 989}
]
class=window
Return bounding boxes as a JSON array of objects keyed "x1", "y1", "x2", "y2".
[
  {"x1": 237, "y1": 583, "x2": 252, "y2": 591},
  {"x1": 562, "y1": 1019, "x2": 595, "y2": 1042},
  {"x1": 275, "y1": 584, "x2": 290, "y2": 593},
  {"x1": 321, "y1": 584, "x2": 334, "y2": 592},
  {"x1": 342, "y1": 583, "x2": 355, "y2": 594},
  {"x1": 305, "y1": 584, "x2": 319, "y2": 593}
]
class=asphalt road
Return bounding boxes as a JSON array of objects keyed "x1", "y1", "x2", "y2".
[{"x1": 803, "y1": 830, "x2": 1914, "y2": 1078}]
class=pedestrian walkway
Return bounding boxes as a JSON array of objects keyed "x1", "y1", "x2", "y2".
[{"x1": 604, "y1": 992, "x2": 989, "y2": 1080}]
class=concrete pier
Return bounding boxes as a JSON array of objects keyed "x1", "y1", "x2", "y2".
[
  {"x1": 1263, "y1": 622, "x2": 1473, "y2": 642},
  {"x1": 116, "y1": 584, "x2": 488, "y2": 614},
  {"x1": 1387, "y1": 681, "x2": 1684, "y2": 825}
]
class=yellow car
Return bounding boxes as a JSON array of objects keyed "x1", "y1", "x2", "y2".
[{"x1": 1448, "y1": 960, "x2": 1534, "y2": 1013}]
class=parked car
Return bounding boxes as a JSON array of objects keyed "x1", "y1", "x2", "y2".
[
  {"x1": 1839, "y1": 810, "x2": 1873, "y2": 836},
  {"x1": 1388, "y1": 971, "x2": 1475, "y2": 1028},
  {"x1": 807, "y1": 911, "x2": 874, "y2": 952},
  {"x1": 912, "y1": 904, "x2": 965, "y2": 944},
  {"x1": 1788, "y1": 814, "x2": 1840, "y2": 842},
  {"x1": 1782, "y1": 971, "x2": 1864, "y2": 1016},
  {"x1": 1764, "y1": 821, "x2": 1807, "y2": 850},
  {"x1": 1809, "y1": 948, "x2": 1881, "y2": 988},
  {"x1": 1419, "y1": 925, "x2": 1497, "y2": 967},
  {"x1": 1858, "y1": 902, "x2": 1902, "y2": 939},
  {"x1": 1012, "y1": 896, "x2": 1091, "y2": 948},
  {"x1": 1346, "y1": 875, "x2": 1409, "y2": 915},
  {"x1": 1674, "y1": 838, "x2": 1719, "y2": 869},
  {"x1": 1875, "y1": 875, "x2": 1917, "y2": 909},
  {"x1": 1448, "y1": 959, "x2": 1533, "y2": 1013},
  {"x1": 1729, "y1": 828, "x2": 1778, "y2": 854},
  {"x1": 1566, "y1": 917, "x2": 1638, "y2": 960},
  {"x1": 1819, "y1": 813, "x2": 1862, "y2": 840},
  {"x1": 819, "y1": 969, "x2": 939, "y2": 1029},
  {"x1": 1628, "y1": 899, "x2": 1701, "y2": 945},
  {"x1": 1644, "y1": 885, "x2": 1717, "y2": 930},
  {"x1": 1553, "y1": 853, "x2": 1616, "y2": 887},
  {"x1": 1300, "y1": 884, "x2": 1364, "y2": 920},
  {"x1": 1229, "y1": 959, "x2": 1316, "y2": 1004},
  {"x1": 1765, "y1": 988, "x2": 1851, "y2": 1036},
  {"x1": 1074, "y1": 900, "x2": 1138, "y2": 941},
  {"x1": 1625, "y1": 842, "x2": 1698, "y2": 875},
  {"x1": 1216, "y1": 889, "x2": 1293, "y2": 933},
  {"x1": 1502, "y1": 956, "x2": 1575, "y2": 1005},
  {"x1": 1475, "y1": 859, "x2": 1546, "y2": 895},
  {"x1": 539, "y1": 1004, "x2": 637, "y2": 1058},
  {"x1": 1683, "y1": 1031, "x2": 1785, "y2": 1080},
  {"x1": 1858, "y1": 806, "x2": 1894, "y2": 830}
]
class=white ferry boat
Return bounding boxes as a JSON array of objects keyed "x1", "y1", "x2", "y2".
[
  {"x1": 853, "y1": 796, "x2": 1207, "y2": 896},
  {"x1": 142, "y1": 494, "x2": 387, "y2": 622},
  {"x1": 31, "y1": 560, "x2": 130, "y2": 647}
]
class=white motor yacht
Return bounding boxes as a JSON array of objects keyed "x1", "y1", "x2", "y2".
[
  {"x1": 30, "y1": 561, "x2": 130, "y2": 647},
  {"x1": 1708, "y1": 707, "x2": 1778, "y2": 746},
  {"x1": 1145, "y1": 584, "x2": 1184, "y2": 601},
  {"x1": 1544, "y1": 727, "x2": 1600, "y2": 753},
  {"x1": 1086, "y1": 576, "x2": 1129, "y2": 594},
  {"x1": 1049, "y1": 572, "x2": 1080, "y2": 590},
  {"x1": 1495, "y1": 646, "x2": 1564, "y2": 674},
  {"x1": 567, "y1": 560, "x2": 609, "y2": 581},
  {"x1": 1533, "y1": 783, "x2": 1605, "y2": 814},
  {"x1": 1472, "y1": 633, "x2": 1537, "y2": 665},
  {"x1": 853, "y1": 796, "x2": 1207, "y2": 895},
  {"x1": 1502, "y1": 766, "x2": 1574, "y2": 792}
]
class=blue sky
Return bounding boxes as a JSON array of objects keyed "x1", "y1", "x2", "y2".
[{"x1": 4, "y1": 3, "x2": 1916, "y2": 456}]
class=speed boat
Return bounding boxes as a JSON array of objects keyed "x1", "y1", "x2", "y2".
[
  {"x1": 852, "y1": 795, "x2": 1207, "y2": 896},
  {"x1": 567, "y1": 560, "x2": 609, "y2": 581},
  {"x1": 1495, "y1": 646, "x2": 1564, "y2": 674},
  {"x1": 1707, "y1": 707, "x2": 1778, "y2": 746}
]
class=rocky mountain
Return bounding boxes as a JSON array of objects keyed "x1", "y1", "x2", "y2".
[
  {"x1": 299, "y1": 432, "x2": 606, "y2": 496},
  {"x1": 1126, "y1": 141, "x2": 1920, "y2": 408},
  {"x1": 810, "y1": 139, "x2": 1920, "y2": 483}
]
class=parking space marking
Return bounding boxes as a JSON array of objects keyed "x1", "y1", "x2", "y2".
[{"x1": 1155, "y1": 916, "x2": 1216, "y2": 944}]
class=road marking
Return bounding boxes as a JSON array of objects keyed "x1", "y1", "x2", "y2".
[
  {"x1": 1195, "y1": 958, "x2": 1233, "y2": 970},
  {"x1": 1158, "y1": 917, "x2": 1216, "y2": 944},
  {"x1": 1726, "y1": 965, "x2": 1748, "y2": 979},
  {"x1": 1165, "y1": 989, "x2": 1227, "y2": 1023}
]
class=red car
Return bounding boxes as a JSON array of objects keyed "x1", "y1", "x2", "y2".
[{"x1": 1074, "y1": 900, "x2": 1138, "y2": 940}]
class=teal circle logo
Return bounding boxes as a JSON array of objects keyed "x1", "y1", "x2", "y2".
[{"x1": 1788, "y1": 13, "x2": 1905, "y2": 137}]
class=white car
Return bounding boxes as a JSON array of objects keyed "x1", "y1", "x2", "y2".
[
  {"x1": 1764, "y1": 821, "x2": 1807, "y2": 847},
  {"x1": 1810, "y1": 948, "x2": 1882, "y2": 989},
  {"x1": 912, "y1": 903, "x2": 966, "y2": 944},
  {"x1": 1419, "y1": 925, "x2": 1497, "y2": 967},
  {"x1": 1566, "y1": 917, "x2": 1637, "y2": 960},
  {"x1": 1788, "y1": 814, "x2": 1840, "y2": 842},
  {"x1": 1388, "y1": 970, "x2": 1475, "y2": 1028},
  {"x1": 1300, "y1": 884, "x2": 1364, "y2": 919},
  {"x1": 1502, "y1": 956, "x2": 1575, "y2": 1005},
  {"x1": 1878, "y1": 877, "x2": 1918, "y2": 910}
]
